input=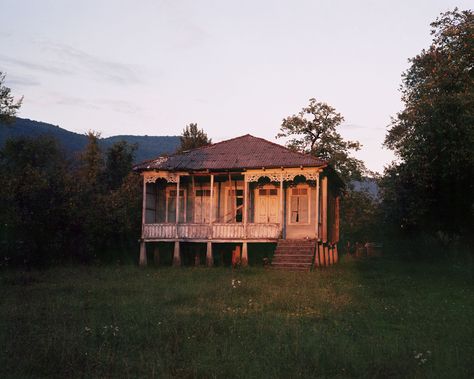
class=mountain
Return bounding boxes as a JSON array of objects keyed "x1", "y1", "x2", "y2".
[
  {"x1": 0, "y1": 117, "x2": 180, "y2": 163},
  {"x1": 351, "y1": 178, "x2": 379, "y2": 199}
]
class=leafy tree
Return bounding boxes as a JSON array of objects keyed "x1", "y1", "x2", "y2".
[
  {"x1": 382, "y1": 9, "x2": 474, "y2": 246},
  {"x1": 277, "y1": 98, "x2": 366, "y2": 182},
  {"x1": 0, "y1": 72, "x2": 23, "y2": 124},
  {"x1": 0, "y1": 136, "x2": 71, "y2": 265},
  {"x1": 177, "y1": 123, "x2": 211, "y2": 153},
  {"x1": 104, "y1": 140, "x2": 137, "y2": 190}
]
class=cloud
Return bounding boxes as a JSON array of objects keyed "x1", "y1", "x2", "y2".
[
  {"x1": 42, "y1": 42, "x2": 142, "y2": 85},
  {"x1": 4, "y1": 73, "x2": 41, "y2": 88},
  {"x1": 0, "y1": 55, "x2": 72, "y2": 76},
  {"x1": 53, "y1": 94, "x2": 141, "y2": 114}
]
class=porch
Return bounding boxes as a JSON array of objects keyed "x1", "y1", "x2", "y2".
[{"x1": 143, "y1": 222, "x2": 281, "y2": 241}]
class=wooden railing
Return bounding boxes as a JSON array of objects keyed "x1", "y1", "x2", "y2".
[{"x1": 143, "y1": 223, "x2": 280, "y2": 240}]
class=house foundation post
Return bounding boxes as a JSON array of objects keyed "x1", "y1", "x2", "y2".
[
  {"x1": 173, "y1": 241, "x2": 181, "y2": 266},
  {"x1": 153, "y1": 244, "x2": 160, "y2": 266},
  {"x1": 194, "y1": 244, "x2": 201, "y2": 266},
  {"x1": 241, "y1": 242, "x2": 248, "y2": 267},
  {"x1": 314, "y1": 243, "x2": 319, "y2": 268},
  {"x1": 139, "y1": 240, "x2": 147, "y2": 267},
  {"x1": 334, "y1": 244, "x2": 338, "y2": 264},
  {"x1": 206, "y1": 241, "x2": 213, "y2": 267}
]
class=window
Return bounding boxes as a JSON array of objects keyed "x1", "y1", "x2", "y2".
[
  {"x1": 290, "y1": 187, "x2": 309, "y2": 224},
  {"x1": 226, "y1": 188, "x2": 244, "y2": 223},
  {"x1": 194, "y1": 188, "x2": 212, "y2": 223},
  {"x1": 166, "y1": 189, "x2": 185, "y2": 222},
  {"x1": 255, "y1": 187, "x2": 279, "y2": 223}
]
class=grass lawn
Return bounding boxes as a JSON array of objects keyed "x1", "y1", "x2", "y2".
[{"x1": 1, "y1": 256, "x2": 473, "y2": 378}]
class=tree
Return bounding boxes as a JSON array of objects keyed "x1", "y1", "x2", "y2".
[
  {"x1": 0, "y1": 72, "x2": 23, "y2": 124},
  {"x1": 276, "y1": 98, "x2": 366, "y2": 182},
  {"x1": 104, "y1": 140, "x2": 137, "y2": 190},
  {"x1": 0, "y1": 136, "x2": 71, "y2": 265},
  {"x1": 382, "y1": 9, "x2": 474, "y2": 246},
  {"x1": 177, "y1": 123, "x2": 211, "y2": 153}
]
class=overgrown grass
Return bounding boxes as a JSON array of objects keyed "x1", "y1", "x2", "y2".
[{"x1": 0, "y1": 256, "x2": 473, "y2": 378}]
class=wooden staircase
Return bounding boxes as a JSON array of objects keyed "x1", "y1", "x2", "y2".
[{"x1": 270, "y1": 239, "x2": 317, "y2": 271}]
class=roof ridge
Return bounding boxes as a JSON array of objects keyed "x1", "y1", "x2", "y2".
[
  {"x1": 246, "y1": 134, "x2": 326, "y2": 163},
  {"x1": 170, "y1": 134, "x2": 254, "y2": 156}
]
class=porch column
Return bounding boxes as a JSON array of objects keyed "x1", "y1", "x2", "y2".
[
  {"x1": 140, "y1": 176, "x2": 147, "y2": 266},
  {"x1": 243, "y1": 175, "x2": 248, "y2": 238},
  {"x1": 206, "y1": 241, "x2": 213, "y2": 267},
  {"x1": 241, "y1": 242, "x2": 248, "y2": 266},
  {"x1": 141, "y1": 176, "x2": 147, "y2": 234},
  {"x1": 209, "y1": 174, "x2": 214, "y2": 236},
  {"x1": 315, "y1": 173, "x2": 320, "y2": 239},
  {"x1": 173, "y1": 241, "x2": 181, "y2": 266},
  {"x1": 175, "y1": 175, "x2": 180, "y2": 238},
  {"x1": 321, "y1": 176, "x2": 328, "y2": 243},
  {"x1": 279, "y1": 172, "x2": 284, "y2": 237},
  {"x1": 139, "y1": 240, "x2": 147, "y2": 266}
]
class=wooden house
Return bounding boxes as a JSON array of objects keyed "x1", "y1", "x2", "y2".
[{"x1": 133, "y1": 135, "x2": 343, "y2": 270}]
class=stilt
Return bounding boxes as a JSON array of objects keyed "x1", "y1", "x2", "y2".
[
  {"x1": 173, "y1": 241, "x2": 181, "y2": 267},
  {"x1": 232, "y1": 245, "x2": 241, "y2": 267},
  {"x1": 153, "y1": 245, "x2": 160, "y2": 266},
  {"x1": 241, "y1": 242, "x2": 248, "y2": 267},
  {"x1": 334, "y1": 244, "x2": 338, "y2": 264},
  {"x1": 329, "y1": 246, "x2": 334, "y2": 265},
  {"x1": 194, "y1": 245, "x2": 201, "y2": 266},
  {"x1": 314, "y1": 244, "x2": 319, "y2": 268},
  {"x1": 139, "y1": 241, "x2": 147, "y2": 267},
  {"x1": 206, "y1": 241, "x2": 213, "y2": 267},
  {"x1": 318, "y1": 243, "x2": 325, "y2": 267},
  {"x1": 324, "y1": 245, "x2": 329, "y2": 267}
]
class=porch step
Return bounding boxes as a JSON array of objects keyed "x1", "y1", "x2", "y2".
[{"x1": 270, "y1": 239, "x2": 316, "y2": 271}]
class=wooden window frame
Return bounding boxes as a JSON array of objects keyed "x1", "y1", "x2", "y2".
[
  {"x1": 255, "y1": 185, "x2": 279, "y2": 224},
  {"x1": 193, "y1": 185, "x2": 214, "y2": 223},
  {"x1": 165, "y1": 186, "x2": 186, "y2": 223},
  {"x1": 288, "y1": 184, "x2": 311, "y2": 225},
  {"x1": 224, "y1": 187, "x2": 244, "y2": 223}
]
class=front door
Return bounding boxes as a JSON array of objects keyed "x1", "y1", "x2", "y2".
[{"x1": 255, "y1": 187, "x2": 279, "y2": 223}]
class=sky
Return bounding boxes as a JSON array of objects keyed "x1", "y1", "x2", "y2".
[{"x1": 1, "y1": 0, "x2": 471, "y2": 173}]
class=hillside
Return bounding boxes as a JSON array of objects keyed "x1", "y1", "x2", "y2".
[{"x1": 0, "y1": 117, "x2": 180, "y2": 163}]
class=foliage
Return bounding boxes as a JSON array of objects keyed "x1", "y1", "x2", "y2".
[
  {"x1": 0, "y1": 72, "x2": 22, "y2": 124},
  {"x1": 1, "y1": 259, "x2": 473, "y2": 377},
  {"x1": 382, "y1": 9, "x2": 474, "y2": 248},
  {"x1": 0, "y1": 133, "x2": 142, "y2": 265},
  {"x1": 177, "y1": 123, "x2": 211, "y2": 153},
  {"x1": 340, "y1": 188, "x2": 380, "y2": 244},
  {"x1": 0, "y1": 136, "x2": 71, "y2": 265},
  {"x1": 277, "y1": 98, "x2": 366, "y2": 182}
]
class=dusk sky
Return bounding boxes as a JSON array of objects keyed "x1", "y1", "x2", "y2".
[{"x1": 1, "y1": 0, "x2": 471, "y2": 172}]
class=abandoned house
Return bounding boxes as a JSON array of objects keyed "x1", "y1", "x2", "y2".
[{"x1": 133, "y1": 134, "x2": 343, "y2": 270}]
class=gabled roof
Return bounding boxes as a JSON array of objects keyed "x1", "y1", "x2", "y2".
[{"x1": 133, "y1": 134, "x2": 327, "y2": 172}]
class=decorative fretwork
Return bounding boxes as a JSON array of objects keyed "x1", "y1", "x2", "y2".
[
  {"x1": 145, "y1": 173, "x2": 181, "y2": 183},
  {"x1": 246, "y1": 170, "x2": 320, "y2": 183},
  {"x1": 246, "y1": 172, "x2": 281, "y2": 182}
]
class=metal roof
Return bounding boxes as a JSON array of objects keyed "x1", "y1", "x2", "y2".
[{"x1": 133, "y1": 134, "x2": 327, "y2": 172}]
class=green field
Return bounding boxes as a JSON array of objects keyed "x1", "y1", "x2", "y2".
[{"x1": 1, "y1": 257, "x2": 473, "y2": 378}]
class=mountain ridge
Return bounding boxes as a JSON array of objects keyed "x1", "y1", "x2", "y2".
[{"x1": 0, "y1": 117, "x2": 180, "y2": 163}]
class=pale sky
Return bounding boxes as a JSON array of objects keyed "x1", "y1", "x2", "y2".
[{"x1": 1, "y1": 0, "x2": 471, "y2": 172}]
